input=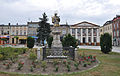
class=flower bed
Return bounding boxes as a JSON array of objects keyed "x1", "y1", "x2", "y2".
[{"x1": 0, "y1": 50, "x2": 99, "y2": 75}]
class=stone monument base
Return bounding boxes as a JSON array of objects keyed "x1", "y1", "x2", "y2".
[{"x1": 51, "y1": 27, "x2": 63, "y2": 56}]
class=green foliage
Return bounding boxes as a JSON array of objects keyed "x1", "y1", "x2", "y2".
[
  {"x1": 66, "y1": 64, "x2": 71, "y2": 72},
  {"x1": 55, "y1": 66, "x2": 59, "y2": 72},
  {"x1": 0, "y1": 54, "x2": 3, "y2": 60},
  {"x1": 53, "y1": 59, "x2": 59, "y2": 66},
  {"x1": 17, "y1": 62, "x2": 24, "y2": 70},
  {"x1": 41, "y1": 61, "x2": 47, "y2": 71},
  {"x1": 0, "y1": 47, "x2": 27, "y2": 60},
  {"x1": 29, "y1": 52, "x2": 37, "y2": 61},
  {"x1": 30, "y1": 65, "x2": 34, "y2": 72},
  {"x1": 27, "y1": 37, "x2": 35, "y2": 48},
  {"x1": 47, "y1": 36, "x2": 53, "y2": 48},
  {"x1": 62, "y1": 34, "x2": 78, "y2": 48},
  {"x1": 37, "y1": 12, "x2": 51, "y2": 45},
  {"x1": 83, "y1": 63, "x2": 87, "y2": 67},
  {"x1": 74, "y1": 61, "x2": 79, "y2": 70},
  {"x1": 100, "y1": 33, "x2": 112, "y2": 54}
]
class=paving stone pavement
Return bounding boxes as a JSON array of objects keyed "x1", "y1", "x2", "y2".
[{"x1": 78, "y1": 45, "x2": 120, "y2": 53}]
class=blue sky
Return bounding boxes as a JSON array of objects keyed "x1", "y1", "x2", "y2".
[{"x1": 0, "y1": 0, "x2": 120, "y2": 26}]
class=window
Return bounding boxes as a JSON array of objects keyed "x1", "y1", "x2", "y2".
[
  {"x1": 16, "y1": 30, "x2": 18, "y2": 35},
  {"x1": 72, "y1": 28, "x2": 75, "y2": 34},
  {"x1": 88, "y1": 29, "x2": 91, "y2": 36},
  {"x1": 93, "y1": 29, "x2": 97, "y2": 36},
  {"x1": 24, "y1": 30, "x2": 26, "y2": 35},
  {"x1": 94, "y1": 37, "x2": 96, "y2": 42},
  {"x1": 20, "y1": 30, "x2": 22, "y2": 35},
  {"x1": 117, "y1": 23, "x2": 118, "y2": 28},
  {"x1": 114, "y1": 24, "x2": 116, "y2": 29},
  {"x1": 7, "y1": 31, "x2": 9, "y2": 34},
  {"x1": 62, "y1": 29, "x2": 66, "y2": 35},
  {"x1": 83, "y1": 29, "x2": 86, "y2": 36},
  {"x1": 77, "y1": 28, "x2": 80, "y2": 35},
  {"x1": 117, "y1": 30, "x2": 119, "y2": 37},
  {"x1": 1, "y1": 31, "x2": 3, "y2": 35},
  {"x1": 12, "y1": 30, "x2": 14, "y2": 35},
  {"x1": 114, "y1": 31, "x2": 116, "y2": 37},
  {"x1": 88, "y1": 37, "x2": 91, "y2": 42}
]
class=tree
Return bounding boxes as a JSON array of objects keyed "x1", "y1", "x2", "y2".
[
  {"x1": 27, "y1": 37, "x2": 35, "y2": 48},
  {"x1": 47, "y1": 36, "x2": 53, "y2": 48},
  {"x1": 62, "y1": 34, "x2": 78, "y2": 48},
  {"x1": 0, "y1": 38, "x2": 7, "y2": 44},
  {"x1": 37, "y1": 12, "x2": 51, "y2": 46},
  {"x1": 100, "y1": 33, "x2": 112, "y2": 54}
]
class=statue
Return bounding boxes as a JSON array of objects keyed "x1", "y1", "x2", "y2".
[{"x1": 52, "y1": 13, "x2": 60, "y2": 27}]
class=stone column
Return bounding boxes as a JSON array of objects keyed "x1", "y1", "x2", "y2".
[
  {"x1": 86, "y1": 28, "x2": 88, "y2": 45},
  {"x1": 97, "y1": 29, "x2": 100, "y2": 46},
  {"x1": 81, "y1": 28, "x2": 83, "y2": 45},
  {"x1": 75, "y1": 29, "x2": 78, "y2": 39},
  {"x1": 91, "y1": 28, "x2": 94, "y2": 45}
]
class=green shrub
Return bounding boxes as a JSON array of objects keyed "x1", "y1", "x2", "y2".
[
  {"x1": 100, "y1": 33, "x2": 112, "y2": 54},
  {"x1": 30, "y1": 65, "x2": 34, "y2": 72},
  {"x1": 55, "y1": 66, "x2": 59, "y2": 72},
  {"x1": 74, "y1": 61, "x2": 79, "y2": 70},
  {"x1": 53, "y1": 59, "x2": 59, "y2": 66},
  {"x1": 29, "y1": 52, "x2": 37, "y2": 61},
  {"x1": 62, "y1": 34, "x2": 78, "y2": 48},
  {"x1": 83, "y1": 63, "x2": 87, "y2": 67},
  {"x1": 27, "y1": 37, "x2": 35, "y2": 48},
  {"x1": 0, "y1": 54, "x2": 3, "y2": 60},
  {"x1": 66, "y1": 64, "x2": 71, "y2": 72},
  {"x1": 41, "y1": 61, "x2": 47, "y2": 71}
]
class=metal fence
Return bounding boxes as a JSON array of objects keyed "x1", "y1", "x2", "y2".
[{"x1": 43, "y1": 47, "x2": 75, "y2": 60}]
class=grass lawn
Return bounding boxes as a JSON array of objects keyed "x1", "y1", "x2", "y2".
[{"x1": 0, "y1": 49, "x2": 120, "y2": 76}]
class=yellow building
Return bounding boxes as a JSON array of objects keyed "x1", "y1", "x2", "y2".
[{"x1": 10, "y1": 24, "x2": 28, "y2": 45}]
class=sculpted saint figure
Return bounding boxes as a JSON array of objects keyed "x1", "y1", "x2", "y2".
[{"x1": 52, "y1": 13, "x2": 60, "y2": 27}]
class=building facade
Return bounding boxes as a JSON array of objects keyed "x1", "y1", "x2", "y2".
[
  {"x1": 50, "y1": 24, "x2": 70, "y2": 37},
  {"x1": 70, "y1": 21, "x2": 100, "y2": 46},
  {"x1": 0, "y1": 24, "x2": 10, "y2": 45},
  {"x1": 112, "y1": 15, "x2": 120, "y2": 46},
  {"x1": 100, "y1": 20, "x2": 113, "y2": 44},
  {"x1": 99, "y1": 26, "x2": 104, "y2": 36},
  {"x1": 10, "y1": 24, "x2": 28, "y2": 45},
  {"x1": 0, "y1": 21, "x2": 101, "y2": 46}
]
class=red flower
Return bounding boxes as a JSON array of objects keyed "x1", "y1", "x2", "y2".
[
  {"x1": 93, "y1": 56, "x2": 96, "y2": 59},
  {"x1": 21, "y1": 62, "x2": 24, "y2": 65},
  {"x1": 88, "y1": 56, "x2": 90, "y2": 59}
]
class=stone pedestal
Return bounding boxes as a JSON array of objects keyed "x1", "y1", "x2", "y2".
[
  {"x1": 51, "y1": 27, "x2": 63, "y2": 56},
  {"x1": 52, "y1": 27, "x2": 62, "y2": 47}
]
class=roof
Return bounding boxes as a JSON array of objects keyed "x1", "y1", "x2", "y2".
[
  {"x1": 50, "y1": 24, "x2": 70, "y2": 27},
  {"x1": 103, "y1": 20, "x2": 112, "y2": 26},
  {"x1": 27, "y1": 22, "x2": 39, "y2": 24},
  {"x1": 71, "y1": 21, "x2": 100, "y2": 27},
  {"x1": 10, "y1": 25, "x2": 27, "y2": 27}
]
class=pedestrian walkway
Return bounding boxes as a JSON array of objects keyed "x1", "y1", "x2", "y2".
[{"x1": 78, "y1": 45, "x2": 120, "y2": 53}]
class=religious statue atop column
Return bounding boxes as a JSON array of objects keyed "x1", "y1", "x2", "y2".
[{"x1": 52, "y1": 13, "x2": 60, "y2": 27}]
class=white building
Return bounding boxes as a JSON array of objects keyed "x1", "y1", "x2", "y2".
[{"x1": 70, "y1": 21, "x2": 100, "y2": 46}]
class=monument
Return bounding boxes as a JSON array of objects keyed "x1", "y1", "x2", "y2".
[
  {"x1": 47, "y1": 13, "x2": 66, "y2": 58},
  {"x1": 51, "y1": 13, "x2": 62, "y2": 48}
]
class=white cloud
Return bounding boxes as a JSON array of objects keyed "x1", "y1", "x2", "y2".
[{"x1": 0, "y1": 0, "x2": 120, "y2": 25}]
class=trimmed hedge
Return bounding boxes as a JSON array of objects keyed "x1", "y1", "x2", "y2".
[{"x1": 0, "y1": 47, "x2": 27, "y2": 60}]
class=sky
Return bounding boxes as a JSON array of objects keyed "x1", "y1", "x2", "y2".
[{"x1": 0, "y1": 0, "x2": 120, "y2": 26}]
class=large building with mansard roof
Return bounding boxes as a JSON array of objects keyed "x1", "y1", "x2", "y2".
[{"x1": 70, "y1": 21, "x2": 100, "y2": 46}]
